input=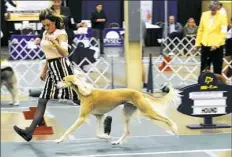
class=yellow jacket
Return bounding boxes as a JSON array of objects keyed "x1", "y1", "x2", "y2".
[{"x1": 195, "y1": 11, "x2": 228, "y2": 47}]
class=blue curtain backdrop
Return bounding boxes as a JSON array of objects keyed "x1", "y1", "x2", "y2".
[
  {"x1": 82, "y1": 0, "x2": 121, "y2": 28},
  {"x1": 66, "y1": 0, "x2": 82, "y2": 23},
  {"x1": 152, "y1": 0, "x2": 177, "y2": 24},
  {"x1": 152, "y1": 1, "x2": 165, "y2": 24}
]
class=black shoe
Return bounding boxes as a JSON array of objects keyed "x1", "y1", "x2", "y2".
[
  {"x1": 104, "y1": 116, "x2": 112, "y2": 135},
  {"x1": 143, "y1": 83, "x2": 147, "y2": 88},
  {"x1": 13, "y1": 125, "x2": 32, "y2": 142}
]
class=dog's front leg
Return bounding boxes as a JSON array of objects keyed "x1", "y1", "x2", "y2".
[
  {"x1": 96, "y1": 115, "x2": 111, "y2": 139},
  {"x1": 55, "y1": 117, "x2": 86, "y2": 143}
]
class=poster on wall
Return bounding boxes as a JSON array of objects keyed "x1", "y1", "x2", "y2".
[
  {"x1": 6, "y1": 1, "x2": 52, "y2": 21},
  {"x1": 140, "y1": 1, "x2": 152, "y2": 23}
]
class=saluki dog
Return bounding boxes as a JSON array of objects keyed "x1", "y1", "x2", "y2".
[{"x1": 55, "y1": 74, "x2": 181, "y2": 145}]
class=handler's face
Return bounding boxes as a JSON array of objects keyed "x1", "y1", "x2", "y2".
[
  {"x1": 211, "y1": 9, "x2": 217, "y2": 15},
  {"x1": 42, "y1": 19, "x2": 56, "y2": 33}
]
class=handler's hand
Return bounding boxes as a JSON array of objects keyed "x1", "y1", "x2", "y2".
[
  {"x1": 34, "y1": 38, "x2": 41, "y2": 45},
  {"x1": 45, "y1": 35, "x2": 59, "y2": 45},
  {"x1": 194, "y1": 46, "x2": 201, "y2": 51},
  {"x1": 40, "y1": 71, "x2": 46, "y2": 81},
  {"x1": 210, "y1": 46, "x2": 217, "y2": 51}
]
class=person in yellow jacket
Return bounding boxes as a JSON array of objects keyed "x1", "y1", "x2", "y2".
[{"x1": 195, "y1": 1, "x2": 228, "y2": 74}]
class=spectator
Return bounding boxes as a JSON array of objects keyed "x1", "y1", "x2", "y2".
[
  {"x1": 163, "y1": 15, "x2": 183, "y2": 39},
  {"x1": 184, "y1": 18, "x2": 198, "y2": 38},
  {"x1": 223, "y1": 17, "x2": 232, "y2": 78},
  {"x1": 162, "y1": 15, "x2": 183, "y2": 55},
  {"x1": 195, "y1": 1, "x2": 228, "y2": 74},
  {"x1": 91, "y1": 3, "x2": 107, "y2": 55},
  {"x1": 183, "y1": 18, "x2": 198, "y2": 54},
  {"x1": 1, "y1": 0, "x2": 17, "y2": 46}
]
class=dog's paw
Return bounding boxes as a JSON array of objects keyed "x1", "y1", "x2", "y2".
[
  {"x1": 172, "y1": 123, "x2": 178, "y2": 135},
  {"x1": 97, "y1": 134, "x2": 111, "y2": 139},
  {"x1": 111, "y1": 140, "x2": 122, "y2": 145},
  {"x1": 54, "y1": 138, "x2": 64, "y2": 143}
]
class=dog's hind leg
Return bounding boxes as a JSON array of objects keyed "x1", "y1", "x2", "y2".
[
  {"x1": 134, "y1": 97, "x2": 178, "y2": 135},
  {"x1": 111, "y1": 103, "x2": 137, "y2": 145},
  {"x1": 151, "y1": 113, "x2": 178, "y2": 135},
  {"x1": 5, "y1": 79, "x2": 19, "y2": 106},
  {"x1": 95, "y1": 114, "x2": 111, "y2": 139}
]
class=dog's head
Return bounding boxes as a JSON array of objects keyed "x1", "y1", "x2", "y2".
[{"x1": 57, "y1": 74, "x2": 93, "y2": 96}]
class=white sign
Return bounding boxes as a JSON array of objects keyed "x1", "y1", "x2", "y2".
[
  {"x1": 193, "y1": 99, "x2": 226, "y2": 107},
  {"x1": 141, "y1": 1, "x2": 152, "y2": 23},
  {"x1": 190, "y1": 91, "x2": 227, "y2": 115},
  {"x1": 192, "y1": 106, "x2": 226, "y2": 115},
  {"x1": 6, "y1": 1, "x2": 52, "y2": 12},
  {"x1": 189, "y1": 91, "x2": 226, "y2": 99}
]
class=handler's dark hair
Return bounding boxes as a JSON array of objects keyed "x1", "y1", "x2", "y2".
[{"x1": 39, "y1": 8, "x2": 64, "y2": 29}]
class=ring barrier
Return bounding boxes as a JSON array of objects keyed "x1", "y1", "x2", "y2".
[
  {"x1": 2, "y1": 36, "x2": 111, "y2": 95},
  {"x1": 2, "y1": 36, "x2": 231, "y2": 95},
  {"x1": 152, "y1": 37, "x2": 231, "y2": 89}
]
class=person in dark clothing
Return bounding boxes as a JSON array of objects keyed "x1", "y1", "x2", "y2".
[
  {"x1": 1, "y1": 0, "x2": 17, "y2": 46},
  {"x1": 34, "y1": 0, "x2": 86, "y2": 53},
  {"x1": 223, "y1": 18, "x2": 232, "y2": 78},
  {"x1": 90, "y1": 3, "x2": 107, "y2": 55}
]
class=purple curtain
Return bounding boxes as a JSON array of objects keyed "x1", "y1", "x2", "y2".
[
  {"x1": 82, "y1": 1, "x2": 121, "y2": 28},
  {"x1": 152, "y1": 0, "x2": 177, "y2": 24}
]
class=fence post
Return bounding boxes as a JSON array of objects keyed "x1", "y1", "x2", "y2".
[
  {"x1": 147, "y1": 53, "x2": 153, "y2": 93},
  {"x1": 111, "y1": 56, "x2": 115, "y2": 89}
]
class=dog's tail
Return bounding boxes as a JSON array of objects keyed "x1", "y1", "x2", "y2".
[{"x1": 143, "y1": 83, "x2": 182, "y2": 108}]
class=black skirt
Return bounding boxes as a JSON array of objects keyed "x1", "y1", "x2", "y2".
[{"x1": 40, "y1": 57, "x2": 78, "y2": 100}]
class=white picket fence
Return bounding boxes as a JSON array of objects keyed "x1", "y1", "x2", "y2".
[
  {"x1": 2, "y1": 36, "x2": 231, "y2": 94},
  {"x1": 2, "y1": 37, "x2": 111, "y2": 94},
  {"x1": 150, "y1": 37, "x2": 231, "y2": 89}
]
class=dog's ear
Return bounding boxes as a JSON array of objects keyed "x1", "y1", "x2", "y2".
[
  {"x1": 73, "y1": 75, "x2": 94, "y2": 96},
  {"x1": 64, "y1": 75, "x2": 77, "y2": 82}
]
